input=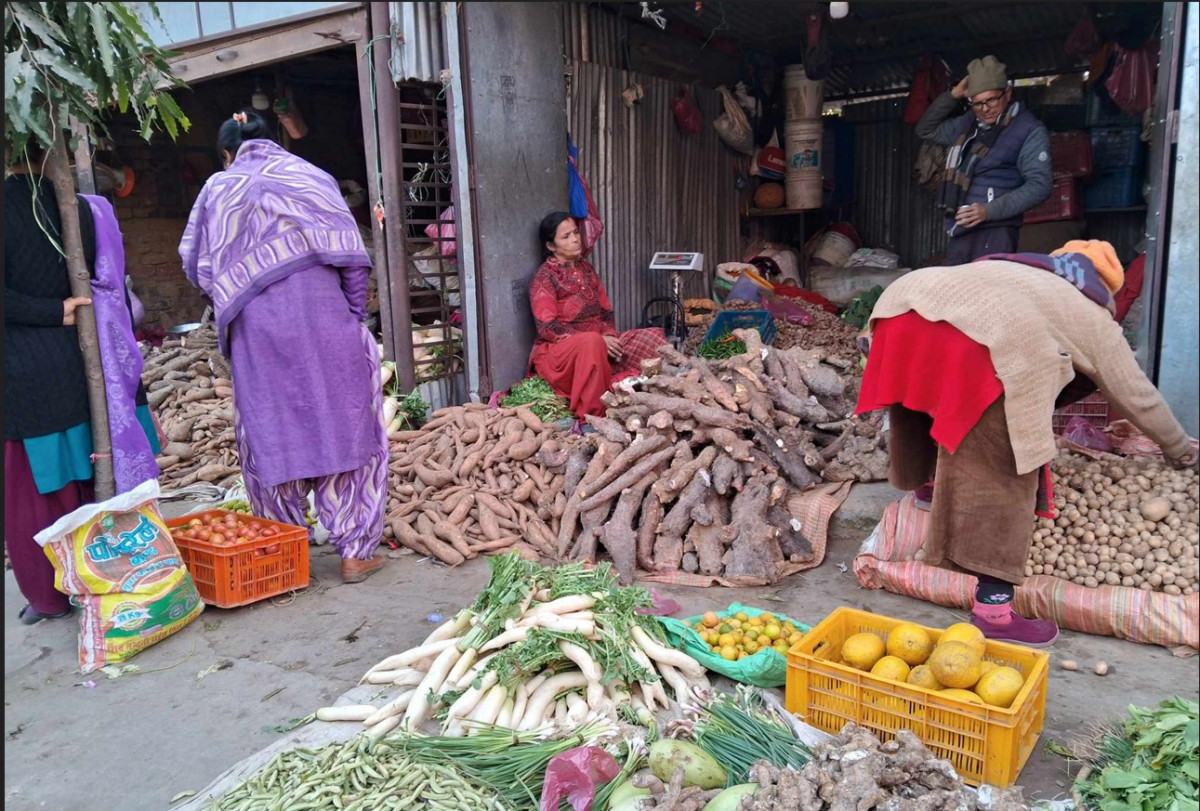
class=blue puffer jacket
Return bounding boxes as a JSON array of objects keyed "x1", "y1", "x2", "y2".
[{"x1": 950, "y1": 109, "x2": 1042, "y2": 229}]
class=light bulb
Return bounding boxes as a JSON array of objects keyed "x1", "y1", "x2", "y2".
[
  {"x1": 830, "y1": 2, "x2": 849, "y2": 19},
  {"x1": 251, "y1": 82, "x2": 270, "y2": 111}
]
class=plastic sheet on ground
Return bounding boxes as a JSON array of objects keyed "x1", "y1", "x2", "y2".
[
  {"x1": 173, "y1": 683, "x2": 381, "y2": 811},
  {"x1": 641, "y1": 480, "x2": 852, "y2": 588},
  {"x1": 853, "y1": 494, "x2": 1198, "y2": 656}
]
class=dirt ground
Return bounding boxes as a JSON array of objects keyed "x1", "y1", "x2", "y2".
[{"x1": 4, "y1": 482, "x2": 1197, "y2": 810}]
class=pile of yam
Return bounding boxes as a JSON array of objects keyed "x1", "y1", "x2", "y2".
[
  {"x1": 1027, "y1": 452, "x2": 1199, "y2": 594},
  {"x1": 140, "y1": 325, "x2": 241, "y2": 490},
  {"x1": 557, "y1": 332, "x2": 889, "y2": 585},
  {"x1": 384, "y1": 405, "x2": 585, "y2": 564}
]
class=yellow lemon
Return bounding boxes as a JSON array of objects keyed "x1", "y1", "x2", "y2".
[
  {"x1": 788, "y1": 632, "x2": 804, "y2": 646},
  {"x1": 737, "y1": 650, "x2": 749, "y2": 660},
  {"x1": 760, "y1": 613, "x2": 776, "y2": 624},
  {"x1": 743, "y1": 641, "x2": 759, "y2": 654},
  {"x1": 939, "y1": 688, "x2": 985, "y2": 705},
  {"x1": 841, "y1": 632, "x2": 887, "y2": 671},
  {"x1": 774, "y1": 642, "x2": 790, "y2": 655},
  {"x1": 870, "y1": 656, "x2": 912, "y2": 682},
  {"x1": 907, "y1": 665, "x2": 944, "y2": 691},
  {"x1": 718, "y1": 633, "x2": 737, "y2": 649},
  {"x1": 928, "y1": 641, "x2": 984, "y2": 689},
  {"x1": 974, "y1": 667, "x2": 1025, "y2": 708},
  {"x1": 718, "y1": 623, "x2": 733, "y2": 635},
  {"x1": 939, "y1": 623, "x2": 987, "y2": 656},
  {"x1": 735, "y1": 612, "x2": 750, "y2": 622},
  {"x1": 757, "y1": 634, "x2": 772, "y2": 646},
  {"x1": 764, "y1": 624, "x2": 782, "y2": 641},
  {"x1": 886, "y1": 623, "x2": 935, "y2": 667},
  {"x1": 719, "y1": 646, "x2": 738, "y2": 661},
  {"x1": 702, "y1": 611, "x2": 721, "y2": 628},
  {"x1": 748, "y1": 616, "x2": 764, "y2": 627}
]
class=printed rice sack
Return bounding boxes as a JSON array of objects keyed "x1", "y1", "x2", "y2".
[{"x1": 35, "y1": 479, "x2": 204, "y2": 674}]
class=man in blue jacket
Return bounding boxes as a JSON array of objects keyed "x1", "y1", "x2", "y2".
[{"x1": 917, "y1": 55, "x2": 1052, "y2": 265}]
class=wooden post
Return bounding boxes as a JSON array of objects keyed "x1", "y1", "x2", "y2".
[{"x1": 45, "y1": 128, "x2": 115, "y2": 501}]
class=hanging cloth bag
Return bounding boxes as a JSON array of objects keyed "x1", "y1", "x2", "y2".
[{"x1": 713, "y1": 86, "x2": 755, "y2": 154}]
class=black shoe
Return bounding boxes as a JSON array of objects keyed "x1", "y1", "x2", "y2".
[{"x1": 18, "y1": 604, "x2": 72, "y2": 625}]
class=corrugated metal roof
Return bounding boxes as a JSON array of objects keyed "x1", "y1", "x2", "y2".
[{"x1": 594, "y1": 2, "x2": 1157, "y2": 99}]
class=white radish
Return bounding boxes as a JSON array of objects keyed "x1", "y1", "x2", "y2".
[
  {"x1": 511, "y1": 684, "x2": 528, "y2": 729},
  {"x1": 630, "y1": 624, "x2": 706, "y2": 680},
  {"x1": 629, "y1": 688, "x2": 656, "y2": 726},
  {"x1": 466, "y1": 684, "x2": 508, "y2": 733},
  {"x1": 524, "y1": 614, "x2": 595, "y2": 636},
  {"x1": 530, "y1": 594, "x2": 596, "y2": 617},
  {"x1": 558, "y1": 641, "x2": 605, "y2": 708},
  {"x1": 403, "y1": 644, "x2": 461, "y2": 731},
  {"x1": 480, "y1": 626, "x2": 531, "y2": 653},
  {"x1": 522, "y1": 671, "x2": 552, "y2": 698},
  {"x1": 364, "y1": 713, "x2": 403, "y2": 745},
  {"x1": 362, "y1": 636, "x2": 461, "y2": 681},
  {"x1": 446, "y1": 671, "x2": 500, "y2": 725},
  {"x1": 455, "y1": 653, "x2": 497, "y2": 690},
  {"x1": 554, "y1": 697, "x2": 569, "y2": 726},
  {"x1": 393, "y1": 670, "x2": 426, "y2": 688},
  {"x1": 315, "y1": 705, "x2": 378, "y2": 722},
  {"x1": 444, "y1": 647, "x2": 478, "y2": 687},
  {"x1": 534, "y1": 588, "x2": 552, "y2": 601},
  {"x1": 365, "y1": 669, "x2": 414, "y2": 685},
  {"x1": 564, "y1": 691, "x2": 588, "y2": 725},
  {"x1": 656, "y1": 662, "x2": 690, "y2": 702},
  {"x1": 518, "y1": 672, "x2": 590, "y2": 731},
  {"x1": 421, "y1": 609, "x2": 472, "y2": 646},
  {"x1": 363, "y1": 690, "x2": 415, "y2": 727},
  {"x1": 495, "y1": 696, "x2": 516, "y2": 729}
]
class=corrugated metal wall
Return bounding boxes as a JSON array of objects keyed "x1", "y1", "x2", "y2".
[
  {"x1": 567, "y1": 60, "x2": 743, "y2": 330},
  {"x1": 390, "y1": 2, "x2": 446, "y2": 82},
  {"x1": 843, "y1": 98, "x2": 948, "y2": 268},
  {"x1": 563, "y1": 3, "x2": 628, "y2": 68}
]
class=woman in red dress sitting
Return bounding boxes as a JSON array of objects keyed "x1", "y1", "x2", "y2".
[{"x1": 528, "y1": 212, "x2": 666, "y2": 418}]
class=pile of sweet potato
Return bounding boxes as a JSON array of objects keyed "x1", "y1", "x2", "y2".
[
  {"x1": 383, "y1": 404, "x2": 585, "y2": 564},
  {"x1": 556, "y1": 333, "x2": 888, "y2": 584}
]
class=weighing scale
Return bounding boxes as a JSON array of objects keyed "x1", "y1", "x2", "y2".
[{"x1": 642, "y1": 252, "x2": 704, "y2": 349}]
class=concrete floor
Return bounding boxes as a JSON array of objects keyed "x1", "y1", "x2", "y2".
[{"x1": 4, "y1": 483, "x2": 1197, "y2": 810}]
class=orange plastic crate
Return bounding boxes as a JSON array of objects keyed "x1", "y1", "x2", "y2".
[
  {"x1": 786, "y1": 607, "x2": 1049, "y2": 788},
  {"x1": 167, "y1": 510, "x2": 309, "y2": 608}
]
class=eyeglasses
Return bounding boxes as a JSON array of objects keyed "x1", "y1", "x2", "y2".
[{"x1": 969, "y1": 93, "x2": 1006, "y2": 111}]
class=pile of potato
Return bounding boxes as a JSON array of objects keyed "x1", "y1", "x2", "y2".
[{"x1": 1027, "y1": 452, "x2": 1199, "y2": 595}]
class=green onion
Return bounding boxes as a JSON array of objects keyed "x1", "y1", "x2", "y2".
[
  {"x1": 500, "y1": 376, "x2": 572, "y2": 422},
  {"x1": 690, "y1": 686, "x2": 811, "y2": 786}
]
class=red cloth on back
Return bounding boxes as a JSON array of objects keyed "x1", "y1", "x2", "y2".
[
  {"x1": 856, "y1": 312, "x2": 1003, "y2": 454},
  {"x1": 1113, "y1": 253, "x2": 1144, "y2": 323}
]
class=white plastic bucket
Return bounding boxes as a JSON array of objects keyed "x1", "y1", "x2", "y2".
[
  {"x1": 785, "y1": 168, "x2": 823, "y2": 210},
  {"x1": 811, "y1": 231, "x2": 857, "y2": 266},
  {"x1": 784, "y1": 119, "x2": 822, "y2": 171},
  {"x1": 784, "y1": 64, "x2": 825, "y2": 120}
]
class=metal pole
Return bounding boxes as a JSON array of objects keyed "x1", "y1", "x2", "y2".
[
  {"x1": 442, "y1": 1, "x2": 483, "y2": 403},
  {"x1": 371, "y1": 1, "x2": 417, "y2": 393}
]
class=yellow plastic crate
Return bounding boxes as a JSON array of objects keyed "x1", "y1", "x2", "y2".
[{"x1": 785, "y1": 607, "x2": 1049, "y2": 788}]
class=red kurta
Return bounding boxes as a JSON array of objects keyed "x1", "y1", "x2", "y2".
[{"x1": 528, "y1": 257, "x2": 665, "y2": 417}]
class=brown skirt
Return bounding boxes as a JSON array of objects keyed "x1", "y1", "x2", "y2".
[{"x1": 887, "y1": 396, "x2": 1038, "y2": 585}]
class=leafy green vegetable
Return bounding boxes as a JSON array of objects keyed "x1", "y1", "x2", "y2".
[
  {"x1": 500, "y1": 376, "x2": 572, "y2": 422},
  {"x1": 1073, "y1": 697, "x2": 1199, "y2": 811},
  {"x1": 839, "y1": 285, "x2": 885, "y2": 330},
  {"x1": 690, "y1": 686, "x2": 811, "y2": 786}
]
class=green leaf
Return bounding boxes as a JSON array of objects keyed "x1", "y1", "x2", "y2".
[
  {"x1": 1104, "y1": 769, "x2": 1151, "y2": 790},
  {"x1": 116, "y1": 78, "x2": 129, "y2": 113},
  {"x1": 35, "y1": 49, "x2": 98, "y2": 92},
  {"x1": 156, "y1": 91, "x2": 189, "y2": 135},
  {"x1": 90, "y1": 3, "x2": 116, "y2": 79},
  {"x1": 10, "y1": 2, "x2": 67, "y2": 47},
  {"x1": 1184, "y1": 720, "x2": 1199, "y2": 748},
  {"x1": 108, "y1": 2, "x2": 151, "y2": 43}
]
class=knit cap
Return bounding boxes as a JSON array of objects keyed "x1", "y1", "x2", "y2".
[
  {"x1": 1052, "y1": 239, "x2": 1125, "y2": 293},
  {"x1": 966, "y1": 55, "x2": 1009, "y2": 97}
]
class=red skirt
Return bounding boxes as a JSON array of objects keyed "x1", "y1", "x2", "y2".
[{"x1": 855, "y1": 311, "x2": 1002, "y2": 454}]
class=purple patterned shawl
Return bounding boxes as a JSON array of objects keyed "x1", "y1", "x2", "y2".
[
  {"x1": 178, "y1": 140, "x2": 372, "y2": 354},
  {"x1": 81, "y1": 194, "x2": 160, "y2": 493}
]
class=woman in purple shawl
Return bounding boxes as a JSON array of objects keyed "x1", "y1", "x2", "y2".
[
  {"x1": 178, "y1": 110, "x2": 388, "y2": 584},
  {"x1": 5, "y1": 143, "x2": 161, "y2": 624}
]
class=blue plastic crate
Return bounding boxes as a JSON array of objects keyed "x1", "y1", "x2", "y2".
[
  {"x1": 1089, "y1": 127, "x2": 1146, "y2": 172},
  {"x1": 702, "y1": 310, "x2": 777, "y2": 347},
  {"x1": 1083, "y1": 167, "x2": 1144, "y2": 210}
]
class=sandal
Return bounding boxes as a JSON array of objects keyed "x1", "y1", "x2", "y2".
[{"x1": 18, "y1": 604, "x2": 72, "y2": 625}]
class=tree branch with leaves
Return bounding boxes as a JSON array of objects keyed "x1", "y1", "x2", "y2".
[{"x1": 5, "y1": 1, "x2": 190, "y2": 500}]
